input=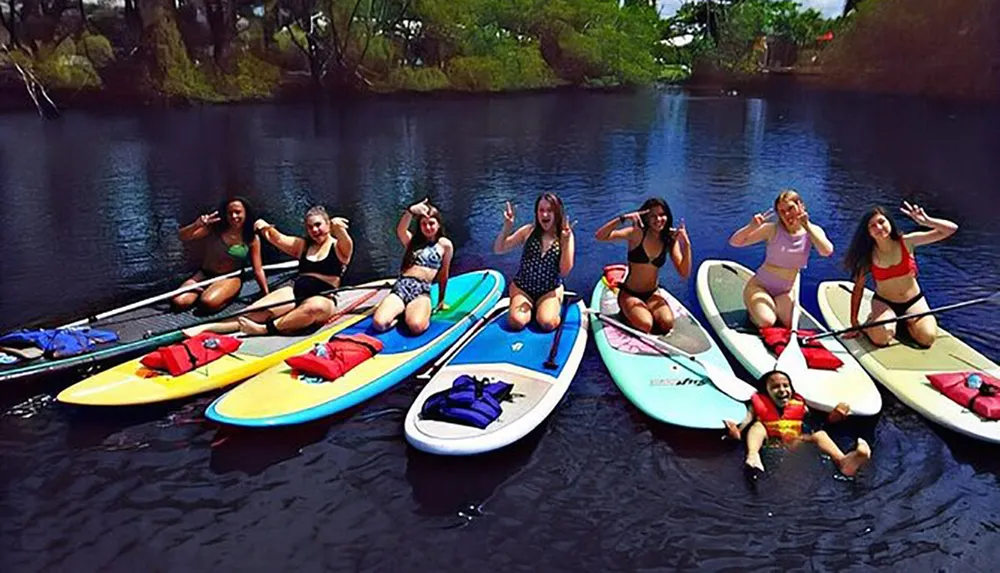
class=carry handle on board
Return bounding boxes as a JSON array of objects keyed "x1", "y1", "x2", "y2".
[{"x1": 585, "y1": 309, "x2": 756, "y2": 402}]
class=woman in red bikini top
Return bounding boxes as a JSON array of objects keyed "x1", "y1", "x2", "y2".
[{"x1": 843, "y1": 202, "x2": 958, "y2": 348}]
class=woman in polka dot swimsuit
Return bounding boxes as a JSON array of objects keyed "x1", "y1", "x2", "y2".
[{"x1": 493, "y1": 193, "x2": 576, "y2": 332}]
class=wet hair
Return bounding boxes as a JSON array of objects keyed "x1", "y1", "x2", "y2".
[
  {"x1": 213, "y1": 196, "x2": 256, "y2": 244},
  {"x1": 531, "y1": 193, "x2": 565, "y2": 240},
  {"x1": 303, "y1": 205, "x2": 332, "y2": 245},
  {"x1": 774, "y1": 189, "x2": 804, "y2": 232},
  {"x1": 638, "y1": 197, "x2": 676, "y2": 248},
  {"x1": 759, "y1": 369, "x2": 792, "y2": 387},
  {"x1": 402, "y1": 205, "x2": 446, "y2": 271},
  {"x1": 843, "y1": 206, "x2": 903, "y2": 280}
]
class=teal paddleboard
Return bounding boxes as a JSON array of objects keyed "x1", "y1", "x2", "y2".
[{"x1": 590, "y1": 266, "x2": 747, "y2": 429}]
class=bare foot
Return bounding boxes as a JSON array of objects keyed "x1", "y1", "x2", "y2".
[
  {"x1": 182, "y1": 324, "x2": 213, "y2": 338},
  {"x1": 745, "y1": 451, "x2": 764, "y2": 472},
  {"x1": 724, "y1": 420, "x2": 742, "y2": 441},
  {"x1": 238, "y1": 317, "x2": 268, "y2": 336},
  {"x1": 837, "y1": 438, "x2": 872, "y2": 477}
]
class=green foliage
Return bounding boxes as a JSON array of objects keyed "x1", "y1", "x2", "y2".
[
  {"x1": 447, "y1": 41, "x2": 560, "y2": 91},
  {"x1": 80, "y1": 32, "x2": 116, "y2": 69},
  {"x1": 387, "y1": 66, "x2": 451, "y2": 91},
  {"x1": 213, "y1": 49, "x2": 282, "y2": 99}
]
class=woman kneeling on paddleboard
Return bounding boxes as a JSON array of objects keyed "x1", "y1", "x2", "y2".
[
  {"x1": 183, "y1": 206, "x2": 353, "y2": 336},
  {"x1": 172, "y1": 196, "x2": 268, "y2": 313},
  {"x1": 728, "y1": 190, "x2": 834, "y2": 328},
  {"x1": 594, "y1": 197, "x2": 691, "y2": 333},
  {"x1": 372, "y1": 199, "x2": 454, "y2": 335},
  {"x1": 842, "y1": 202, "x2": 958, "y2": 348},
  {"x1": 724, "y1": 370, "x2": 872, "y2": 478},
  {"x1": 493, "y1": 193, "x2": 575, "y2": 332}
]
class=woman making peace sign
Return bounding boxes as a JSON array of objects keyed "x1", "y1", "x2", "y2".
[
  {"x1": 728, "y1": 190, "x2": 834, "y2": 329},
  {"x1": 493, "y1": 193, "x2": 575, "y2": 332},
  {"x1": 842, "y1": 201, "x2": 958, "y2": 347},
  {"x1": 172, "y1": 196, "x2": 268, "y2": 313}
]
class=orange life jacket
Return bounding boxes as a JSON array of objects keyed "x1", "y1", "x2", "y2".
[{"x1": 751, "y1": 392, "x2": 806, "y2": 442}]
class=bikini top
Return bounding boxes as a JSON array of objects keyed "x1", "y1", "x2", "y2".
[
  {"x1": 299, "y1": 242, "x2": 346, "y2": 277},
  {"x1": 871, "y1": 237, "x2": 918, "y2": 281},
  {"x1": 763, "y1": 224, "x2": 810, "y2": 270},
  {"x1": 627, "y1": 230, "x2": 667, "y2": 268},
  {"x1": 409, "y1": 241, "x2": 443, "y2": 270}
]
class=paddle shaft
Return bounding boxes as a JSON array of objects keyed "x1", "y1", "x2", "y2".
[
  {"x1": 61, "y1": 261, "x2": 300, "y2": 328},
  {"x1": 589, "y1": 310, "x2": 712, "y2": 379},
  {"x1": 805, "y1": 290, "x2": 1000, "y2": 343},
  {"x1": 144, "y1": 281, "x2": 393, "y2": 338},
  {"x1": 544, "y1": 294, "x2": 576, "y2": 369}
]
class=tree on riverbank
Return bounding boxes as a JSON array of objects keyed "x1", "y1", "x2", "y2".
[{"x1": 0, "y1": 0, "x2": 681, "y2": 108}]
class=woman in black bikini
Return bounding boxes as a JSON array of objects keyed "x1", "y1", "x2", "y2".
[
  {"x1": 493, "y1": 193, "x2": 575, "y2": 332},
  {"x1": 172, "y1": 196, "x2": 268, "y2": 313},
  {"x1": 595, "y1": 197, "x2": 692, "y2": 333},
  {"x1": 183, "y1": 206, "x2": 354, "y2": 337},
  {"x1": 843, "y1": 201, "x2": 958, "y2": 348},
  {"x1": 372, "y1": 198, "x2": 454, "y2": 335}
]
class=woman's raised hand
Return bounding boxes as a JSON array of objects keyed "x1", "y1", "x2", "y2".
[
  {"x1": 408, "y1": 198, "x2": 431, "y2": 217},
  {"x1": 503, "y1": 201, "x2": 516, "y2": 226},
  {"x1": 621, "y1": 209, "x2": 649, "y2": 228},
  {"x1": 900, "y1": 201, "x2": 930, "y2": 226},
  {"x1": 750, "y1": 208, "x2": 774, "y2": 229},
  {"x1": 198, "y1": 211, "x2": 221, "y2": 227}
]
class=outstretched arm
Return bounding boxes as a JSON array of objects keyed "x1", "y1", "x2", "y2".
[
  {"x1": 330, "y1": 217, "x2": 354, "y2": 266},
  {"x1": 724, "y1": 406, "x2": 755, "y2": 440},
  {"x1": 900, "y1": 202, "x2": 958, "y2": 248},
  {"x1": 178, "y1": 211, "x2": 219, "y2": 242},
  {"x1": 255, "y1": 219, "x2": 307, "y2": 259}
]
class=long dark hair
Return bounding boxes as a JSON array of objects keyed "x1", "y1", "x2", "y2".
[
  {"x1": 212, "y1": 196, "x2": 256, "y2": 244},
  {"x1": 530, "y1": 193, "x2": 565, "y2": 240},
  {"x1": 402, "y1": 206, "x2": 447, "y2": 271},
  {"x1": 639, "y1": 197, "x2": 675, "y2": 248},
  {"x1": 843, "y1": 206, "x2": 903, "y2": 279}
]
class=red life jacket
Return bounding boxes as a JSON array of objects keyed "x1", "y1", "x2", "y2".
[
  {"x1": 603, "y1": 264, "x2": 627, "y2": 289},
  {"x1": 927, "y1": 371, "x2": 1000, "y2": 420},
  {"x1": 759, "y1": 327, "x2": 844, "y2": 371},
  {"x1": 286, "y1": 333, "x2": 384, "y2": 381},
  {"x1": 140, "y1": 333, "x2": 242, "y2": 377},
  {"x1": 751, "y1": 392, "x2": 807, "y2": 442}
]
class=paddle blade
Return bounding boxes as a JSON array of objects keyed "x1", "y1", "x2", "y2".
[
  {"x1": 700, "y1": 360, "x2": 756, "y2": 402},
  {"x1": 775, "y1": 331, "x2": 808, "y2": 376}
]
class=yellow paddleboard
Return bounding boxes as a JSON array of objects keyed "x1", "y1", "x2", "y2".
[{"x1": 56, "y1": 280, "x2": 392, "y2": 406}]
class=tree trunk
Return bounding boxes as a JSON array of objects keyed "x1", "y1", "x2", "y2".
[{"x1": 204, "y1": 0, "x2": 233, "y2": 70}]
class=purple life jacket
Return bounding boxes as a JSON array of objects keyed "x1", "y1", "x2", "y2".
[{"x1": 419, "y1": 374, "x2": 514, "y2": 429}]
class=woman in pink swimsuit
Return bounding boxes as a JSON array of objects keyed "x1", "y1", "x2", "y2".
[{"x1": 728, "y1": 190, "x2": 834, "y2": 328}]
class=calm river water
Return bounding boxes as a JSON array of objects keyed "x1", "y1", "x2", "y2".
[{"x1": 1, "y1": 88, "x2": 999, "y2": 571}]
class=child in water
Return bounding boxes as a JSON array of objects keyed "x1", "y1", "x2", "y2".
[{"x1": 724, "y1": 370, "x2": 872, "y2": 478}]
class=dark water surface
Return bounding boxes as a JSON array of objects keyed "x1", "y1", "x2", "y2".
[{"x1": 2, "y1": 89, "x2": 1000, "y2": 571}]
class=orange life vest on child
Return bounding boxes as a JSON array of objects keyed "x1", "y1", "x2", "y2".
[{"x1": 751, "y1": 392, "x2": 807, "y2": 442}]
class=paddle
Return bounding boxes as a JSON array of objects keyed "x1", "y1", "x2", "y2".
[
  {"x1": 58, "y1": 261, "x2": 300, "y2": 328},
  {"x1": 586, "y1": 310, "x2": 756, "y2": 402},
  {"x1": 143, "y1": 281, "x2": 394, "y2": 339},
  {"x1": 775, "y1": 275, "x2": 808, "y2": 375},
  {"x1": 544, "y1": 292, "x2": 578, "y2": 370},
  {"x1": 803, "y1": 289, "x2": 1000, "y2": 344}
]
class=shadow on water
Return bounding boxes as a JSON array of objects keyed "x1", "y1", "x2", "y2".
[
  {"x1": 208, "y1": 418, "x2": 338, "y2": 476},
  {"x1": 404, "y1": 422, "x2": 546, "y2": 519}
]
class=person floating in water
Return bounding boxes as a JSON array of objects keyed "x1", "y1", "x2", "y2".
[{"x1": 724, "y1": 370, "x2": 872, "y2": 478}]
